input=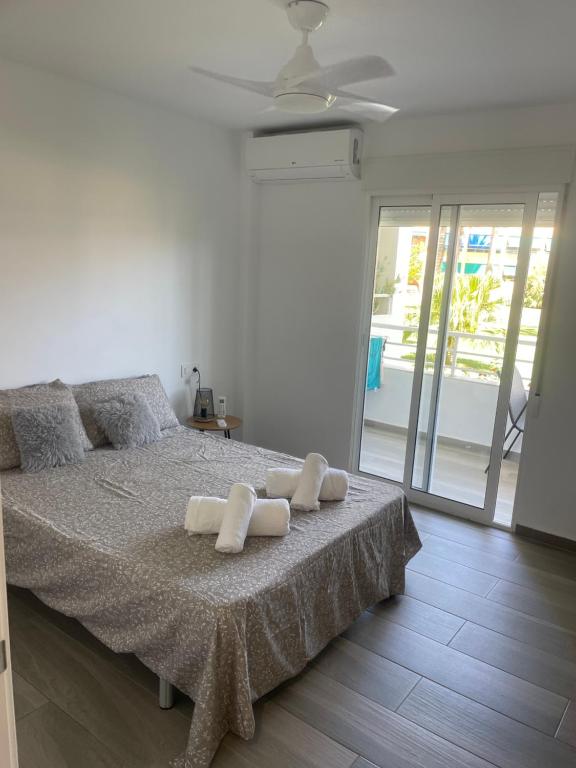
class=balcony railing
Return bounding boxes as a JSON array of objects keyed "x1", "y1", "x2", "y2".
[{"x1": 371, "y1": 321, "x2": 537, "y2": 385}]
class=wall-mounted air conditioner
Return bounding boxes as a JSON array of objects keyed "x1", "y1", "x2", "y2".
[{"x1": 245, "y1": 128, "x2": 363, "y2": 182}]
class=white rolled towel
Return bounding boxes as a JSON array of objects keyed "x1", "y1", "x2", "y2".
[
  {"x1": 290, "y1": 452, "x2": 329, "y2": 512},
  {"x1": 215, "y1": 483, "x2": 256, "y2": 554},
  {"x1": 266, "y1": 467, "x2": 348, "y2": 501},
  {"x1": 186, "y1": 496, "x2": 290, "y2": 536}
]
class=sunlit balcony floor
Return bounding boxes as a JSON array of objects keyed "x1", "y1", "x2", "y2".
[{"x1": 359, "y1": 424, "x2": 518, "y2": 527}]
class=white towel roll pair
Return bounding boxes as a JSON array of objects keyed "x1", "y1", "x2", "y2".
[
  {"x1": 186, "y1": 484, "x2": 290, "y2": 554},
  {"x1": 266, "y1": 466, "x2": 349, "y2": 502}
]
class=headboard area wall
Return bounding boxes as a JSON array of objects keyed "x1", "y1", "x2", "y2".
[{"x1": 0, "y1": 58, "x2": 244, "y2": 421}]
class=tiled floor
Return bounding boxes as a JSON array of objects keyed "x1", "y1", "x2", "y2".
[
  {"x1": 9, "y1": 504, "x2": 576, "y2": 768},
  {"x1": 360, "y1": 425, "x2": 519, "y2": 526}
]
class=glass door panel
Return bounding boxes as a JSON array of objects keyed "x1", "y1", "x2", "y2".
[
  {"x1": 410, "y1": 202, "x2": 527, "y2": 510},
  {"x1": 359, "y1": 205, "x2": 432, "y2": 482}
]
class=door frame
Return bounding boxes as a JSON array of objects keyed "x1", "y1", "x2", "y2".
[{"x1": 350, "y1": 185, "x2": 566, "y2": 528}]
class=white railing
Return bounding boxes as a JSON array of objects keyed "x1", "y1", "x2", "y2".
[{"x1": 371, "y1": 321, "x2": 537, "y2": 384}]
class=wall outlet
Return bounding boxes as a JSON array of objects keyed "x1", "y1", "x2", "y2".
[{"x1": 181, "y1": 363, "x2": 198, "y2": 381}]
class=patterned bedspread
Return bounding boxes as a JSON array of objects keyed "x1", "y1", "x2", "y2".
[{"x1": 0, "y1": 427, "x2": 421, "y2": 767}]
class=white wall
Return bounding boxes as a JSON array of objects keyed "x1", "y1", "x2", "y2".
[
  {"x1": 363, "y1": 102, "x2": 576, "y2": 156},
  {"x1": 248, "y1": 103, "x2": 576, "y2": 540},
  {"x1": 0, "y1": 59, "x2": 243, "y2": 420},
  {"x1": 514, "y1": 180, "x2": 576, "y2": 541},
  {"x1": 249, "y1": 181, "x2": 364, "y2": 469}
]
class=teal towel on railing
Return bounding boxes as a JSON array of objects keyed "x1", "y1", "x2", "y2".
[{"x1": 367, "y1": 336, "x2": 383, "y2": 390}]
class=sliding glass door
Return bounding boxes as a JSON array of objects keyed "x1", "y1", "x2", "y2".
[
  {"x1": 358, "y1": 192, "x2": 560, "y2": 526},
  {"x1": 358, "y1": 202, "x2": 432, "y2": 482}
]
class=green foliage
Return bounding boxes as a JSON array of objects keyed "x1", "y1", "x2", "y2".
[
  {"x1": 374, "y1": 259, "x2": 400, "y2": 296},
  {"x1": 407, "y1": 238, "x2": 426, "y2": 287},
  {"x1": 402, "y1": 273, "x2": 504, "y2": 374},
  {"x1": 372, "y1": 273, "x2": 400, "y2": 314},
  {"x1": 524, "y1": 265, "x2": 546, "y2": 309},
  {"x1": 433, "y1": 273, "x2": 502, "y2": 336},
  {"x1": 402, "y1": 307, "x2": 419, "y2": 345},
  {"x1": 436, "y1": 273, "x2": 503, "y2": 367},
  {"x1": 382, "y1": 275, "x2": 400, "y2": 295},
  {"x1": 403, "y1": 273, "x2": 502, "y2": 341}
]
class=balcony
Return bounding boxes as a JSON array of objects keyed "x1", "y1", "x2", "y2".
[{"x1": 360, "y1": 319, "x2": 536, "y2": 526}]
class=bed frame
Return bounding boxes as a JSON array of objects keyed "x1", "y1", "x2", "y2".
[{"x1": 159, "y1": 678, "x2": 175, "y2": 709}]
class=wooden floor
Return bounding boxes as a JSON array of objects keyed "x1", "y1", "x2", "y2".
[{"x1": 8, "y1": 505, "x2": 576, "y2": 768}]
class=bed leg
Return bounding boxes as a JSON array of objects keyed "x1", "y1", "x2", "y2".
[{"x1": 159, "y1": 678, "x2": 175, "y2": 710}]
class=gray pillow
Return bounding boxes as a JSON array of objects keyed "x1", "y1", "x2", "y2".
[
  {"x1": 11, "y1": 403, "x2": 86, "y2": 473},
  {"x1": 92, "y1": 393, "x2": 162, "y2": 450},
  {"x1": 0, "y1": 380, "x2": 92, "y2": 471},
  {"x1": 72, "y1": 375, "x2": 178, "y2": 448}
]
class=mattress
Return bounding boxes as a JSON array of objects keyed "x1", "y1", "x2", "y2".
[{"x1": 0, "y1": 426, "x2": 421, "y2": 767}]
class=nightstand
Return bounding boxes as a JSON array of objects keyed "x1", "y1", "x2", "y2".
[{"x1": 186, "y1": 415, "x2": 242, "y2": 439}]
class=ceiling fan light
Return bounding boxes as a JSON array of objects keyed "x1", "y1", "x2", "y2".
[{"x1": 274, "y1": 91, "x2": 331, "y2": 113}]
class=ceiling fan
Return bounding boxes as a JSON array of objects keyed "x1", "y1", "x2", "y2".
[{"x1": 189, "y1": 0, "x2": 398, "y2": 121}]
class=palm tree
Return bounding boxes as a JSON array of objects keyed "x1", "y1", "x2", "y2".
[
  {"x1": 430, "y1": 273, "x2": 502, "y2": 367},
  {"x1": 402, "y1": 273, "x2": 503, "y2": 370}
]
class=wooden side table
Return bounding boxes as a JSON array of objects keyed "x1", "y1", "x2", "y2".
[{"x1": 186, "y1": 415, "x2": 242, "y2": 440}]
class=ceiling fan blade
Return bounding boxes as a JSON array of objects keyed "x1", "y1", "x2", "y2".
[
  {"x1": 334, "y1": 88, "x2": 398, "y2": 121},
  {"x1": 333, "y1": 88, "x2": 397, "y2": 109},
  {"x1": 337, "y1": 102, "x2": 397, "y2": 122},
  {"x1": 286, "y1": 55, "x2": 395, "y2": 89},
  {"x1": 189, "y1": 66, "x2": 274, "y2": 97}
]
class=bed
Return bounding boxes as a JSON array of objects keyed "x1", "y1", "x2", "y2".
[{"x1": 0, "y1": 426, "x2": 421, "y2": 767}]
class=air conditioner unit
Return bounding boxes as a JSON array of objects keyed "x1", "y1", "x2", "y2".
[{"x1": 245, "y1": 128, "x2": 363, "y2": 182}]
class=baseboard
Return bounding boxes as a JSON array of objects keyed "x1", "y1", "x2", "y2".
[
  {"x1": 363, "y1": 420, "x2": 520, "y2": 462},
  {"x1": 515, "y1": 525, "x2": 576, "y2": 552},
  {"x1": 364, "y1": 419, "x2": 406, "y2": 435}
]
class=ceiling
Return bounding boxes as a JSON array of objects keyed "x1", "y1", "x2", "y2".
[{"x1": 1, "y1": 0, "x2": 576, "y2": 131}]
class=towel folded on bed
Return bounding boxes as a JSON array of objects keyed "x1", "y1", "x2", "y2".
[
  {"x1": 186, "y1": 496, "x2": 290, "y2": 536},
  {"x1": 266, "y1": 466, "x2": 348, "y2": 501},
  {"x1": 215, "y1": 483, "x2": 256, "y2": 553},
  {"x1": 290, "y1": 452, "x2": 329, "y2": 512}
]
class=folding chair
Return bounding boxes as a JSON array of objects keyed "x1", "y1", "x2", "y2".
[
  {"x1": 502, "y1": 366, "x2": 528, "y2": 459},
  {"x1": 485, "y1": 366, "x2": 528, "y2": 472}
]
